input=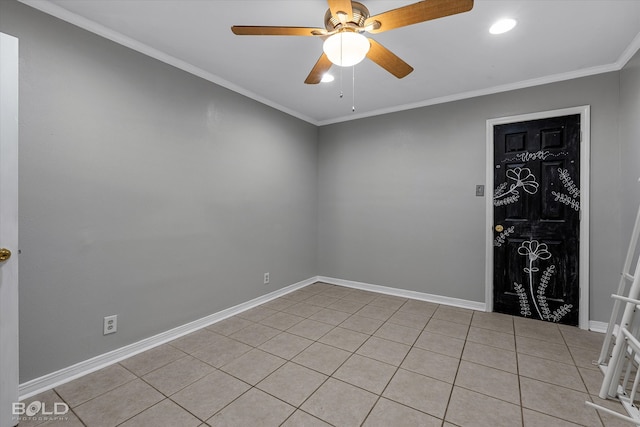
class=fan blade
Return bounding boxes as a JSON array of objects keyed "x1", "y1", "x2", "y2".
[
  {"x1": 366, "y1": 39, "x2": 413, "y2": 79},
  {"x1": 328, "y1": 0, "x2": 353, "y2": 23},
  {"x1": 305, "y1": 53, "x2": 333, "y2": 84},
  {"x1": 365, "y1": 0, "x2": 473, "y2": 34},
  {"x1": 231, "y1": 26, "x2": 326, "y2": 36}
]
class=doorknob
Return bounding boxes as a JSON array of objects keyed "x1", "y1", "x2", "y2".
[
  {"x1": 0, "y1": 248, "x2": 11, "y2": 262},
  {"x1": 495, "y1": 225, "x2": 504, "y2": 232}
]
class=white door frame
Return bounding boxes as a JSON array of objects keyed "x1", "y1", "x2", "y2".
[
  {"x1": 0, "y1": 32, "x2": 19, "y2": 426},
  {"x1": 484, "y1": 106, "x2": 591, "y2": 330}
]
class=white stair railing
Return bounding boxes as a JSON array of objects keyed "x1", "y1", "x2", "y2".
[{"x1": 589, "y1": 203, "x2": 640, "y2": 425}]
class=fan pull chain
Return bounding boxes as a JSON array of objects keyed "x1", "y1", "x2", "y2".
[
  {"x1": 352, "y1": 65, "x2": 356, "y2": 112},
  {"x1": 339, "y1": 34, "x2": 344, "y2": 98},
  {"x1": 339, "y1": 65, "x2": 344, "y2": 98}
]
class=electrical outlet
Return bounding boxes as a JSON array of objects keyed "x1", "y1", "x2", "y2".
[
  {"x1": 103, "y1": 315, "x2": 117, "y2": 335},
  {"x1": 264, "y1": 272, "x2": 270, "y2": 285}
]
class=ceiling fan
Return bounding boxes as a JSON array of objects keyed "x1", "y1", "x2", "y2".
[{"x1": 231, "y1": 0, "x2": 474, "y2": 84}]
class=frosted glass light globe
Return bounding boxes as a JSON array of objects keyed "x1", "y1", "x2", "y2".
[{"x1": 323, "y1": 32, "x2": 370, "y2": 67}]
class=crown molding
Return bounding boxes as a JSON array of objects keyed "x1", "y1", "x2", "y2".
[{"x1": 16, "y1": 1, "x2": 640, "y2": 127}]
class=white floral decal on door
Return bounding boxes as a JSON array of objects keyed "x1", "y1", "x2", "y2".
[
  {"x1": 552, "y1": 168, "x2": 580, "y2": 211},
  {"x1": 513, "y1": 240, "x2": 572, "y2": 322},
  {"x1": 493, "y1": 167, "x2": 539, "y2": 206},
  {"x1": 494, "y1": 226, "x2": 515, "y2": 247}
]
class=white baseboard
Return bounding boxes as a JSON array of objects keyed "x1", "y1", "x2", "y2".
[
  {"x1": 18, "y1": 276, "x2": 316, "y2": 400},
  {"x1": 20, "y1": 274, "x2": 605, "y2": 399},
  {"x1": 317, "y1": 276, "x2": 486, "y2": 311},
  {"x1": 589, "y1": 320, "x2": 608, "y2": 333}
]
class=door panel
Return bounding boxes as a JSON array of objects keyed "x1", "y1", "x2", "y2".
[
  {"x1": 541, "y1": 161, "x2": 565, "y2": 220},
  {"x1": 493, "y1": 114, "x2": 580, "y2": 326}
]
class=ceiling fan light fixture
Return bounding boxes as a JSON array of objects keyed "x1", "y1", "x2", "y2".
[
  {"x1": 323, "y1": 32, "x2": 371, "y2": 67},
  {"x1": 489, "y1": 18, "x2": 517, "y2": 35}
]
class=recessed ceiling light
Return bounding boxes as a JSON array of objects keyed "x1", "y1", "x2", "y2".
[
  {"x1": 490, "y1": 18, "x2": 517, "y2": 35},
  {"x1": 321, "y1": 73, "x2": 335, "y2": 83}
]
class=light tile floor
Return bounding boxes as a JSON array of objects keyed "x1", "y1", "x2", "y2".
[{"x1": 18, "y1": 283, "x2": 631, "y2": 426}]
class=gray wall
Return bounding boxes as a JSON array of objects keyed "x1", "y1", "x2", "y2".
[
  {"x1": 318, "y1": 73, "x2": 622, "y2": 322},
  {"x1": 0, "y1": 1, "x2": 318, "y2": 382},
  {"x1": 620, "y1": 50, "x2": 640, "y2": 257}
]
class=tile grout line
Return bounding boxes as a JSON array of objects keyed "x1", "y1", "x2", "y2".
[
  {"x1": 179, "y1": 303, "x2": 305, "y2": 411},
  {"x1": 440, "y1": 309, "x2": 474, "y2": 426},
  {"x1": 110, "y1": 291, "x2": 464, "y2": 425},
  {"x1": 37, "y1": 283, "x2": 607, "y2": 427},
  {"x1": 515, "y1": 320, "x2": 607, "y2": 426},
  {"x1": 273, "y1": 288, "x2": 440, "y2": 425},
  {"x1": 187, "y1": 286, "x2": 398, "y2": 426},
  {"x1": 355, "y1": 299, "x2": 437, "y2": 426},
  {"x1": 513, "y1": 314, "x2": 525, "y2": 427},
  {"x1": 559, "y1": 325, "x2": 607, "y2": 427},
  {"x1": 288, "y1": 291, "x2": 409, "y2": 426},
  {"x1": 275, "y1": 288, "x2": 390, "y2": 426},
  {"x1": 54, "y1": 388, "x2": 88, "y2": 427}
]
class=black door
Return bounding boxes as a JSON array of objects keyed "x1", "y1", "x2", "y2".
[{"x1": 493, "y1": 114, "x2": 580, "y2": 326}]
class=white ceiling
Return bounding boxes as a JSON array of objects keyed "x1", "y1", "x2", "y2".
[{"x1": 20, "y1": 0, "x2": 640, "y2": 125}]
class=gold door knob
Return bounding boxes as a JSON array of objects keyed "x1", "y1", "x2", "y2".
[
  {"x1": 0, "y1": 248, "x2": 11, "y2": 262},
  {"x1": 495, "y1": 225, "x2": 504, "y2": 232}
]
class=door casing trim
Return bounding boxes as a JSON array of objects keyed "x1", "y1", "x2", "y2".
[
  {"x1": 485, "y1": 105, "x2": 591, "y2": 329},
  {"x1": 0, "y1": 31, "x2": 19, "y2": 426}
]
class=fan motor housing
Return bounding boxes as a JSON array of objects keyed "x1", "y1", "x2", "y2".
[{"x1": 324, "y1": 2, "x2": 370, "y2": 31}]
